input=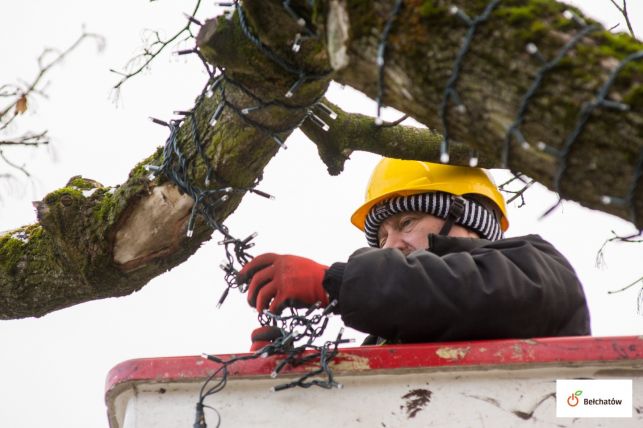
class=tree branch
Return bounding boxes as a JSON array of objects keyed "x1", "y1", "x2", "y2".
[
  {"x1": 2, "y1": 0, "x2": 643, "y2": 319},
  {"x1": 329, "y1": 0, "x2": 643, "y2": 228},
  {"x1": 110, "y1": 0, "x2": 203, "y2": 91},
  {"x1": 300, "y1": 98, "x2": 486, "y2": 175},
  {"x1": 0, "y1": 30, "x2": 104, "y2": 130},
  {"x1": 0, "y1": 31, "x2": 103, "y2": 177},
  {"x1": 609, "y1": 0, "x2": 636, "y2": 39},
  {"x1": 0, "y1": 150, "x2": 30, "y2": 177},
  {"x1": 0, "y1": 131, "x2": 49, "y2": 147},
  {"x1": 0, "y1": 2, "x2": 330, "y2": 319}
]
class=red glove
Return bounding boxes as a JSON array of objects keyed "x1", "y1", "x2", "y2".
[
  {"x1": 250, "y1": 325, "x2": 283, "y2": 352},
  {"x1": 237, "y1": 253, "x2": 329, "y2": 314}
]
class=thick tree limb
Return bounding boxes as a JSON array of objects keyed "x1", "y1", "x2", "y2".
[
  {"x1": 0, "y1": 5, "x2": 330, "y2": 319},
  {"x1": 325, "y1": 0, "x2": 643, "y2": 228},
  {"x1": 1, "y1": 0, "x2": 642, "y2": 319}
]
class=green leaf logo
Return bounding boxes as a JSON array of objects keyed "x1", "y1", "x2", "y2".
[{"x1": 575, "y1": 390, "x2": 583, "y2": 397}]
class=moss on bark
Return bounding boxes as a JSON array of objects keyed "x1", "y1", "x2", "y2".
[
  {"x1": 1, "y1": 0, "x2": 641, "y2": 319},
  {"x1": 334, "y1": 0, "x2": 643, "y2": 228}
]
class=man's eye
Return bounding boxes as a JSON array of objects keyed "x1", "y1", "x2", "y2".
[{"x1": 400, "y1": 217, "x2": 415, "y2": 230}]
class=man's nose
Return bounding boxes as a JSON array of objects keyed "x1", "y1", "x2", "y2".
[{"x1": 382, "y1": 231, "x2": 410, "y2": 254}]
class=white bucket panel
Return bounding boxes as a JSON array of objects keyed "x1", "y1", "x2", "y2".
[{"x1": 111, "y1": 364, "x2": 643, "y2": 427}]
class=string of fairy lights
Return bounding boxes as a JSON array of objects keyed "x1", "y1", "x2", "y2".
[
  {"x1": 142, "y1": 0, "x2": 642, "y2": 426},
  {"x1": 502, "y1": 23, "x2": 599, "y2": 167},
  {"x1": 375, "y1": 0, "x2": 404, "y2": 127},
  {"x1": 149, "y1": 1, "x2": 349, "y2": 426},
  {"x1": 547, "y1": 48, "x2": 643, "y2": 220},
  {"x1": 374, "y1": 1, "x2": 642, "y2": 226},
  {"x1": 151, "y1": 0, "x2": 337, "y2": 305},
  {"x1": 195, "y1": 302, "x2": 352, "y2": 427},
  {"x1": 438, "y1": 0, "x2": 500, "y2": 166}
]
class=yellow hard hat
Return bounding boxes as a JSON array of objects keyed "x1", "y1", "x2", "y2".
[{"x1": 351, "y1": 157, "x2": 509, "y2": 232}]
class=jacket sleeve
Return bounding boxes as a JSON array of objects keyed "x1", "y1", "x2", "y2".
[{"x1": 329, "y1": 234, "x2": 590, "y2": 342}]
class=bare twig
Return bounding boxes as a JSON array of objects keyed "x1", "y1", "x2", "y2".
[
  {"x1": 378, "y1": 114, "x2": 409, "y2": 128},
  {"x1": 0, "y1": 30, "x2": 104, "y2": 131},
  {"x1": 0, "y1": 84, "x2": 21, "y2": 98},
  {"x1": 0, "y1": 131, "x2": 49, "y2": 147},
  {"x1": 498, "y1": 173, "x2": 535, "y2": 207},
  {"x1": 609, "y1": 0, "x2": 636, "y2": 38},
  {"x1": 608, "y1": 276, "x2": 642, "y2": 294},
  {"x1": 0, "y1": 31, "x2": 103, "y2": 177},
  {"x1": 596, "y1": 230, "x2": 643, "y2": 268},
  {"x1": 0, "y1": 150, "x2": 30, "y2": 177},
  {"x1": 505, "y1": 179, "x2": 536, "y2": 205},
  {"x1": 110, "y1": 0, "x2": 203, "y2": 90},
  {"x1": 498, "y1": 172, "x2": 528, "y2": 188}
]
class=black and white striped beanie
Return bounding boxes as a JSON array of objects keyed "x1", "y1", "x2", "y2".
[{"x1": 364, "y1": 191, "x2": 503, "y2": 247}]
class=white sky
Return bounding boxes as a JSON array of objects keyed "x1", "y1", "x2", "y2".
[{"x1": 0, "y1": 1, "x2": 642, "y2": 427}]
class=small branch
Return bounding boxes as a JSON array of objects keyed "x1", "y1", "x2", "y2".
[
  {"x1": 498, "y1": 173, "x2": 536, "y2": 207},
  {"x1": 596, "y1": 230, "x2": 643, "y2": 268},
  {"x1": 609, "y1": 0, "x2": 636, "y2": 38},
  {"x1": 498, "y1": 172, "x2": 528, "y2": 188},
  {"x1": 0, "y1": 150, "x2": 30, "y2": 177},
  {"x1": 300, "y1": 99, "x2": 484, "y2": 175},
  {"x1": 378, "y1": 114, "x2": 409, "y2": 128},
  {"x1": 0, "y1": 84, "x2": 21, "y2": 98},
  {"x1": 0, "y1": 32, "x2": 100, "y2": 178},
  {"x1": 505, "y1": 179, "x2": 536, "y2": 206},
  {"x1": 111, "y1": 0, "x2": 203, "y2": 90},
  {"x1": 0, "y1": 131, "x2": 49, "y2": 147},
  {"x1": 608, "y1": 276, "x2": 642, "y2": 294},
  {"x1": 0, "y1": 30, "x2": 104, "y2": 131}
]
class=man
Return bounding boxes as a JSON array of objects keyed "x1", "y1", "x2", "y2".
[{"x1": 238, "y1": 158, "x2": 591, "y2": 349}]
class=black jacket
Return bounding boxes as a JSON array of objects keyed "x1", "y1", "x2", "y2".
[{"x1": 323, "y1": 234, "x2": 590, "y2": 344}]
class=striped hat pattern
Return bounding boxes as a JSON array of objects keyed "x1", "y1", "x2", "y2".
[{"x1": 364, "y1": 191, "x2": 503, "y2": 247}]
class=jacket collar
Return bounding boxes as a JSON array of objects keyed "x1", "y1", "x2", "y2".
[{"x1": 427, "y1": 233, "x2": 491, "y2": 256}]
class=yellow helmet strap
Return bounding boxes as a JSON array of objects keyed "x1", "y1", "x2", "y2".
[{"x1": 438, "y1": 196, "x2": 466, "y2": 236}]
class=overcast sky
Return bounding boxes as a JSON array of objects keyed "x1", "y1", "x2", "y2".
[{"x1": 1, "y1": 1, "x2": 642, "y2": 427}]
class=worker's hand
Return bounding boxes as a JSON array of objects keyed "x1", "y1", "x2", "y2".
[
  {"x1": 250, "y1": 325, "x2": 283, "y2": 352},
  {"x1": 237, "y1": 253, "x2": 329, "y2": 313}
]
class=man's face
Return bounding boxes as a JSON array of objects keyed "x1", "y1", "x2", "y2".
[{"x1": 378, "y1": 212, "x2": 478, "y2": 255}]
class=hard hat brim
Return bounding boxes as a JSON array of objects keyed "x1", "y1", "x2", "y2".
[{"x1": 351, "y1": 187, "x2": 509, "y2": 232}]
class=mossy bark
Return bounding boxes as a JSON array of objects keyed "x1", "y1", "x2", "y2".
[
  {"x1": 0, "y1": 2, "x2": 330, "y2": 319},
  {"x1": 329, "y1": 0, "x2": 642, "y2": 227},
  {"x1": 1, "y1": 0, "x2": 641, "y2": 319},
  {"x1": 300, "y1": 98, "x2": 492, "y2": 175}
]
